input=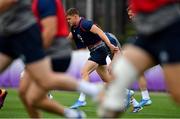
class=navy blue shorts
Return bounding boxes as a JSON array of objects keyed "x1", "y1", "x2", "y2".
[
  {"x1": 88, "y1": 41, "x2": 109, "y2": 65},
  {"x1": 46, "y1": 38, "x2": 72, "y2": 72},
  {"x1": 134, "y1": 20, "x2": 180, "y2": 64},
  {"x1": 0, "y1": 24, "x2": 45, "y2": 64},
  {"x1": 51, "y1": 57, "x2": 71, "y2": 72}
]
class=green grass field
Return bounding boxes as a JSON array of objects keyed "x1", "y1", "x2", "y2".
[{"x1": 0, "y1": 89, "x2": 180, "y2": 118}]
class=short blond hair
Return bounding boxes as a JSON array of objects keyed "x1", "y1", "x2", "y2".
[{"x1": 66, "y1": 8, "x2": 80, "y2": 16}]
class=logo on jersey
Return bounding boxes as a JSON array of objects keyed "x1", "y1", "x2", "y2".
[{"x1": 77, "y1": 34, "x2": 84, "y2": 43}]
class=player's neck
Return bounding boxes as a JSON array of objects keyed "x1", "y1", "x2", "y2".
[{"x1": 75, "y1": 17, "x2": 81, "y2": 27}]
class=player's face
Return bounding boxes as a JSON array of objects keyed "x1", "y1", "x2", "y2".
[{"x1": 66, "y1": 15, "x2": 76, "y2": 26}]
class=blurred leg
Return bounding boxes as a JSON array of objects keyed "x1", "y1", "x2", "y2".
[
  {"x1": 164, "y1": 64, "x2": 180, "y2": 105},
  {"x1": 99, "y1": 45, "x2": 155, "y2": 118},
  {"x1": 18, "y1": 71, "x2": 41, "y2": 118},
  {"x1": 26, "y1": 58, "x2": 79, "y2": 91},
  {"x1": 26, "y1": 80, "x2": 65, "y2": 116},
  {"x1": 0, "y1": 53, "x2": 12, "y2": 109},
  {"x1": 24, "y1": 57, "x2": 99, "y2": 114},
  {"x1": 26, "y1": 78, "x2": 87, "y2": 118}
]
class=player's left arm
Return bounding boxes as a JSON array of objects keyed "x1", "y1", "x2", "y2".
[
  {"x1": 41, "y1": 16, "x2": 57, "y2": 49},
  {"x1": 0, "y1": 0, "x2": 17, "y2": 13},
  {"x1": 90, "y1": 25, "x2": 118, "y2": 53}
]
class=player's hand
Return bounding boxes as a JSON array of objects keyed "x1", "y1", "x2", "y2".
[{"x1": 109, "y1": 44, "x2": 118, "y2": 54}]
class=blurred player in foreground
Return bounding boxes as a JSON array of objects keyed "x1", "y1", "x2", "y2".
[
  {"x1": 99, "y1": 0, "x2": 180, "y2": 118},
  {"x1": 0, "y1": 0, "x2": 99, "y2": 118},
  {"x1": 127, "y1": 6, "x2": 152, "y2": 110}
]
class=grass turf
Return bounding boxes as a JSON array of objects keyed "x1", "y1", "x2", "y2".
[{"x1": 0, "y1": 89, "x2": 180, "y2": 118}]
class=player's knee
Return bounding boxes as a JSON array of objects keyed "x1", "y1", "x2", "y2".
[
  {"x1": 26, "y1": 96, "x2": 34, "y2": 107},
  {"x1": 18, "y1": 87, "x2": 26, "y2": 100},
  {"x1": 18, "y1": 83, "x2": 26, "y2": 100},
  {"x1": 26, "y1": 94, "x2": 39, "y2": 107},
  {"x1": 19, "y1": 79, "x2": 29, "y2": 99}
]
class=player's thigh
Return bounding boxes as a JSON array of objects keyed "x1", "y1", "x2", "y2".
[
  {"x1": 81, "y1": 60, "x2": 98, "y2": 75},
  {"x1": 163, "y1": 64, "x2": 180, "y2": 103},
  {"x1": 26, "y1": 57, "x2": 54, "y2": 84},
  {"x1": 96, "y1": 65, "x2": 112, "y2": 82}
]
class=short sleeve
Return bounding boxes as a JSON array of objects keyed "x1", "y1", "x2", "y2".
[
  {"x1": 80, "y1": 20, "x2": 94, "y2": 31},
  {"x1": 37, "y1": 0, "x2": 56, "y2": 19}
]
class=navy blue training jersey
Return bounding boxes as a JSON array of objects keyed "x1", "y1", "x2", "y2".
[{"x1": 71, "y1": 18, "x2": 102, "y2": 49}]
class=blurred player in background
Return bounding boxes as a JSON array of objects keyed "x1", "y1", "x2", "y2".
[
  {"x1": 66, "y1": 8, "x2": 141, "y2": 111},
  {"x1": 99, "y1": 0, "x2": 180, "y2": 118},
  {"x1": 66, "y1": 8, "x2": 117, "y2": 109},
  {"x1": 0, "y1": 0, "x2": 100, "y2": 118}
]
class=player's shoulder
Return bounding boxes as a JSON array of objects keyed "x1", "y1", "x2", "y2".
[
  {"x1": 81, "y1": 18, "x2": 93, "y2": 27},
  {"x1": 81, "y1": 18, "x2": 92, "y2": 23}
]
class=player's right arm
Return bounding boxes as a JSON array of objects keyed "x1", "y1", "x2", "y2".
[
  {"x1": 0, "y1": 0, "x2": 17, "y2": 13},
  {"x1": 90, "y1": 25, "x2": 118, "y2": 54}
]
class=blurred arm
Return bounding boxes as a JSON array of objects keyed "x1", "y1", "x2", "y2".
[
  {"x1": 0, "y1": 0, "x2": 17, "y2": 13},
  {"x1": 41, "y1": 16, "x2": 57, "y2": 49}
]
